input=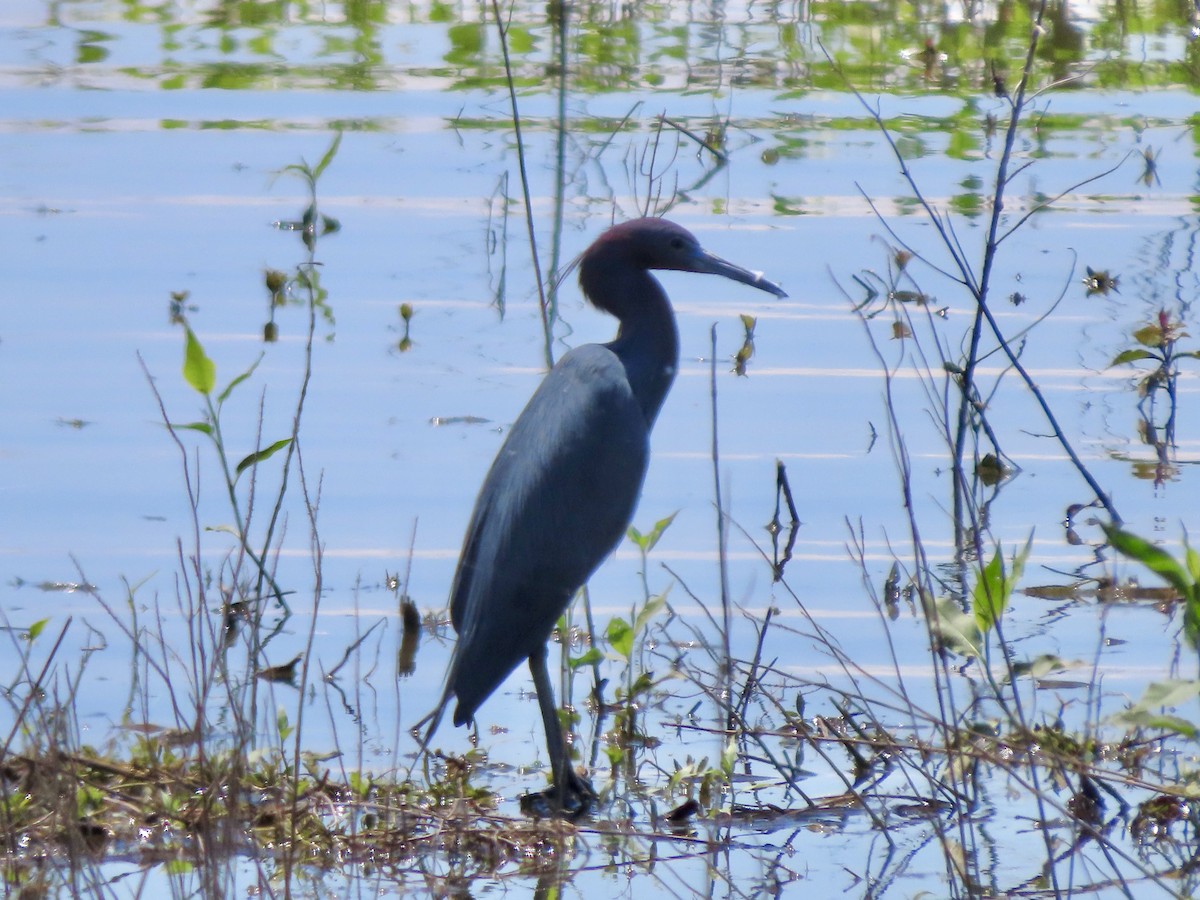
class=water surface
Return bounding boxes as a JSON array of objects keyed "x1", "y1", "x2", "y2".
[{"x1": 2, "y1": 0, "x2": 1199, "y2": 896}]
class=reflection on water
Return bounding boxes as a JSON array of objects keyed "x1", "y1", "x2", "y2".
[
  {"x1": 2, "y1": 0, "x2": 1199, "y2": 897},
  {"x1": 12, "y1": 0, "x2": 1198, "y2": 95}
]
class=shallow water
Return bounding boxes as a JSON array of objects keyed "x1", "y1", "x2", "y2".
[{"x1": 3, "y1": 0, "x2": 1200, "y2": 896}]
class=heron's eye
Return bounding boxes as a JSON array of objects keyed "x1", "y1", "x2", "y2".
[{"x1": 670, "y1": 237, "x2": 684, "y2": 250}]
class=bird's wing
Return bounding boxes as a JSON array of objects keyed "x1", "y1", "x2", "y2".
[{"x1": 446, "y1": 344, "x2": 650, "y2": 723}]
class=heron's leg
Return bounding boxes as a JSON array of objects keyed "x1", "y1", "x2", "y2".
[{"x1": 528, "y1": 648, "x2": 595, "y2": 816}]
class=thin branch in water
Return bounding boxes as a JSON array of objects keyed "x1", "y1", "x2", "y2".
[
  {"x1": 996, "y1": 151, "x2": 1134, "y2": 246},
  {"x1": 659, "y1": 113, "x2": 729, "y2": 164},
  {"x1": 326, "y1": 618, "x2": 385, "y2": 682}
]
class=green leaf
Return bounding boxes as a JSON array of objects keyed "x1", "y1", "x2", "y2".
[
  {"x1": 182, "y1": 327, "x2": 216, "y2": 395},
  {"x1": 1110, "y1": 679, "x2": 1200, "y2": 737},
  {"x1": 1007, "y1": 653, "x2": 1071, "y2": 680},
  {"x1": 276, "y1": 707, "x2": 294, "y2": 742},
  {"x1": 172, "y1": 421, "x2": 213, "y2": 436},
  {"x1": 567, "y1": 648, "x2": 603, "y2": 671},
  {"x1": 1132, "y1": 323, "x2": 1165, "y2": 347},
  {"x1": 1104, "y1": 528, "x2": 1200, "y2": 648},
  {"x1": 1108, "y1": 348, "x2": 1158, "y2": 367},
  {"x1": 26, "y1": 618, "x2": 48, "y2": 641},
  {"x1": 312, "y1": 132, "x2": 343, "y2": 180},
  {"x1": 217, "y1": 354, "x2": 264, "y2": 404},
  {"x1": 629, "y1": 671, "x2": 654, "y2": 697},
  {"x1": 1129, "y1": 678, "x2": 1200, "y2": 708},
  {"x1": 720, "y1": 734, "x2": 738, "y2": 778},
  {"x1": 1186, "y1": 600, "x2": 1200, "y2": 651},
  {"x1": 923, "y1": 593, "x2": 982, "y2": 660},
  {"x1": 1009, "y1": 534, "x2": 1032, "y2": 588},
  {"x1": 235, "y1": 438, "x2": 293, "y2": 477},
  {"x1": 973, "y1": 550, "x2": 1007, "y2": 635},
  {"x1": 1103, "y1": 526, "x2": 1194, "y2": 600},
  {"x1": 606, "y1": 617, "x2": 633, "y2": 661},
  {"x1": 1186, "y1": 544, "x2": 1200, "y2": 584},
  {"x1": 633, "y1": 588, "x2": 669, "y2": 637},
  {"x1": 1111, "y1": 710, "x2": 1198, "y2": 738},
  {"x1": 972, "y1": 535, "x2": 1030, "y2": 635}
]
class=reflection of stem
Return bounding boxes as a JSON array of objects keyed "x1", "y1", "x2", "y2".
[
  {"x1": 708, "y1": 326, "x2": 733, "y2": 732},
  {"x1": 735, "y1": 605, "x2": 775, "y2": 723},
  {"x1": 775, "y1": 458, "x2": 800, "y2": 523},
  {"x1": 769, "y1": 459, "x2": 800, "y2": 582},
  {"x1": 1135, "y1": 340, "x2": 1180, "y2": 484},
  {"x1": 579, "y1": 584, "x2": 606, "y2": 777},
  {"x1": 637, "y1": 121, "x2": 666, "y2": 217},
  {"x1": 485, "y1": 172, "x2": 510, "y2": 315},
  {"x1": 1165, "y1": 371, "x2": 1178, "y2": 448},
  {"x1": 490, "y1": 0, "x2": 551, "y2": 368},
  {"x1": 546, "y1": 1, "x2": 568, "y2": 332}
]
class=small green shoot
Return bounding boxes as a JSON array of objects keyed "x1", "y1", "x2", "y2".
[
  {"x1": 217, "y1": 356, "x2": 263, "y2": 405},
  {"x1": 720, "y1": 734, "x2": 738, "y2": 780},
  {"x1": 397, "y1": 302, "x2": 414, "y2": 352},
  {"x1": 1109, "y1": 310, "x2": 1200, "y2": 398},
  {"x1": 925, "y1": 535, "x2": 1052, "y2": 678},
  {"x1": 276, "y1": 707, "x2": 294, "y2": 743},
  {"x1": 973, "y1": 534, "x2": 1033, "y2": 636},
  {"x1": 627, "y1": 512, "x2": 677, "y2": 555}
]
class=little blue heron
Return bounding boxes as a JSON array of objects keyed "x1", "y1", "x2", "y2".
[{"x1": 421, "y1": 217, "x2": 786, "y2": 815}]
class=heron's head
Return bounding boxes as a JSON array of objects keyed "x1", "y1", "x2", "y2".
[{"x1": 577, "y1": 218, "x2": 786, "y2": 315}]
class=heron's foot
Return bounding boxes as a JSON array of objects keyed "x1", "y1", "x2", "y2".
[{"x1": 519, "y1": 769, "x2": 597, "y2": 820}]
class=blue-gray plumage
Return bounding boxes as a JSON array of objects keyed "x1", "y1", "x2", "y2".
[{"x1": 421, "y1": 217, "x2": 786, "y2": 815}]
